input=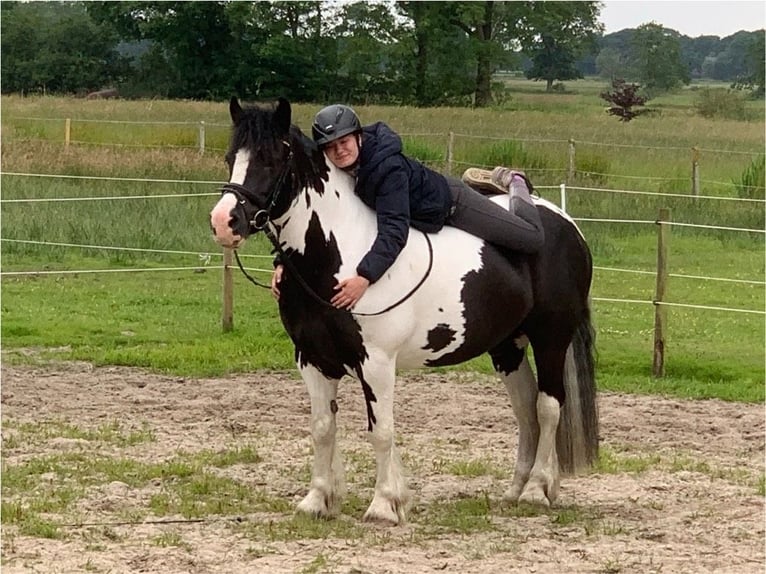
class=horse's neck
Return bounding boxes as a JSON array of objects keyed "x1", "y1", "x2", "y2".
[{"x1": 275, "y1": 162, "x2": 374, "y2": 249}]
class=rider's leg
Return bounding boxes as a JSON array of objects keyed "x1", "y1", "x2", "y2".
[{"x1": 445, "y1": 175, "x2": 544, "y2": 255}]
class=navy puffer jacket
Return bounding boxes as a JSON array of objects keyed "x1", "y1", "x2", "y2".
[{"x1": 355, "y1": 122, "x2": 452, "y2": 283}]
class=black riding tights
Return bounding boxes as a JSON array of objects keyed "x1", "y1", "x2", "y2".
[{"x1": 444, "y1": 178, "x2": 544, "y2": 255}]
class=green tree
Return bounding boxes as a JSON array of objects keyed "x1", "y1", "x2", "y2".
[
  {"x1": 731, "y1": 31, "x2": 765, "y2": 97},
  {"x1": 631, "y1": 22, "x2": 690, "y2": 94},
  {"x1": 395, "y1": 1, "x2": 475, "y2": 106},
  {"x1": 595, "y1": 47, "x2": 624, "y2": 80},
  {"x1": 1, "y1": 2, "x2": 127, "y2": 94},
  {"x1": 446, "y1": 1, "x2": 526, "y2": 107},
  {"x1": 519, "y1": 1, "x2": 602, "y2": 92}
]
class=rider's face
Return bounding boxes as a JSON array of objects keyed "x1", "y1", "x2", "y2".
[{"x1": 323, "y1": 134, "x2": 359, "y2": 169}]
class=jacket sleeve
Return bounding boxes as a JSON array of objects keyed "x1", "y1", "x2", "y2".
[{"x1": 356, "y1": 157, "x2": 410, "y2": 284}]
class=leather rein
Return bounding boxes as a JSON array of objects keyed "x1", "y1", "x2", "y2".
[{"x1": 219, "y1": 143, "x2": 433, "y2": 317}]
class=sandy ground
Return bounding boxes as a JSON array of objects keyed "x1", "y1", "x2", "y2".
[{"x1": 1, "y1": 361, "x2": 764, "y2": 574}]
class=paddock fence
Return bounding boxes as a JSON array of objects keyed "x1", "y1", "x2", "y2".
[
  {"x1": 4, "y1": 116, "x2": 765, "y2": 197},
  {"x1": 1, "y1": 168, "x2": 763, "y2": 377}
]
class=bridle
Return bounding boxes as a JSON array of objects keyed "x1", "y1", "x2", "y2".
[{"x1": 218, "y1": 141, "x2": 433, "y2": 317}]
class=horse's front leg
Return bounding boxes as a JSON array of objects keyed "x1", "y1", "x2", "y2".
[
  {"x1": 296, "y1": 365, "x2": 346, "y2": 518},
  {"x1": 357, "y1": 354, "x2": 410, "y2": 524}
]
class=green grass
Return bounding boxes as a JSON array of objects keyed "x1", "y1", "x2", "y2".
[{"x1": 1, "y1": 91, "x2": 763, "y2": 403}]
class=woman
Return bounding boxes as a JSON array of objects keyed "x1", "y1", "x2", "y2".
[{"x1": 272, "y1": 104, "x2": 544, "y2": 309}]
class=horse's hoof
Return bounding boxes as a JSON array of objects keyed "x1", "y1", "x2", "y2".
[
  {"x1": 503, "y1": 483, "x2": 524, "y2": 503},
  {"x1": 363, "y1": 497, "x2": 404, "y2": 525},
  {"x1": 518, "y1": 484, "x2": 551, "y2": 508},
  {"x1": 296, "y1": 489, "x2": 335, "y2": 518}
]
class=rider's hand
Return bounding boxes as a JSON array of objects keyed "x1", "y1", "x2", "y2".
[
  {"x1": 271, "y1": 264, "x2": 284, "y2": 300},
  {"x1": 331, "y1": 275, "x2": 370, "y2": 310}
]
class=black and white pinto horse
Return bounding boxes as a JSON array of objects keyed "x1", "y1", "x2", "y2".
[{"x1": 210, "y1": 97, "x2": 598, "y2": 524}]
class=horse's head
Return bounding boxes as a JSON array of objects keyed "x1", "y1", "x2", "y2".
[{"x1": 210, "y1": 96, "x2": 326, "y2": 249}]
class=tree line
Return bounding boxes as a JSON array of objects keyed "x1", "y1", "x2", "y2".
[{"x1": 1, "y1": 1, "x2": 763, "y2": 105}]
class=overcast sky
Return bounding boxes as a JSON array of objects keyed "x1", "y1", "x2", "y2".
[{"x1": 600, "y1": 1, "x2": 765, "y2": 37}]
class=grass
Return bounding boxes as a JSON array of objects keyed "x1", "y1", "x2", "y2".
[{"x1": 0, "y1": 89, "x2": 763, "y2": 405}]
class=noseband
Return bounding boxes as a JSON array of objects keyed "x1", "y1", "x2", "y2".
[{"x1": 219, "y1": 141, "x2": 433, "y2": 317}]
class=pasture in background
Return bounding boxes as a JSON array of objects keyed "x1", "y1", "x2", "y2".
[{"x1": 1, "y1": 83, "x2": 763, "y2": 403}]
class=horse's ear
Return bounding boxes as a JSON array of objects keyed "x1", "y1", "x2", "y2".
[
  {"x1": 275, "y1": 97, "x2": 291, "y2": 134},
  {"x1": 230, "y1": 96, "x2": 243, "y2": 124}
]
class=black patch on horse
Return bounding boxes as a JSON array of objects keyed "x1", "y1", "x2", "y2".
[
  {"x1": 278, "y1": 212, "x2": 369, "y2": 381},
  {"x1": 426, "y1": 245, "x2": 533, "y2": 367},
  {"x1": 423, "y1": 323, "x2": 457, "y2": 353}
]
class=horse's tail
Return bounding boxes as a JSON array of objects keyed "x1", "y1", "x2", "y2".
[{"x1": 556, "y1": 300, "x2": 599, "y2": 475}]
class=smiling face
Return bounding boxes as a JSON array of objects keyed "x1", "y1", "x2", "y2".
[{"x1": 322, "y1": 134, "x2": 360, "y2": 169}]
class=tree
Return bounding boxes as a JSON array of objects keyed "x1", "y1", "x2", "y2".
[
  {"x1": 518, "y1": 1, "x2": 602, "y2": 92},
  {"x1": 595, "y1": 47, "x2": 624, "y2": 80},
  {"x1": 446, "y1": 2, "x2": 526, "y2": 107},
  {"x1": 731, "y1": 31, "x2": 765, "y2": 97},
  {"x1": 1, "y1": 2, "x2": 128, "y2": 94},
  {"x1": 600, "y1": 78, "x2": 648, "y2": 122},
  {"x1": 631, "y1": 22, "x2": 690, "y2": 94}
]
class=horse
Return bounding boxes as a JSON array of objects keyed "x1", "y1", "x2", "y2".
[{"x1": 210, "y1": 97, "x2": 598, "y2": 524}]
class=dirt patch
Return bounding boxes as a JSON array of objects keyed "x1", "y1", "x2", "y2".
[{"x1": 1, "y1": 362, "x2": 764, "y2": 574}]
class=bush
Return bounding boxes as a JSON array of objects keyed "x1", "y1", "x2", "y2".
[
  {"x1": 695, "y1": 89, "x2": 747, "y2": 120},
  {"x1": 734, "y1": 155, "x2": 765, "y2": 200}
]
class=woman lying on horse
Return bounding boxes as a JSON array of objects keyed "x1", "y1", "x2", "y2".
[{"x1": 272, "y1": 104, "x2": 545, "y2": 308}]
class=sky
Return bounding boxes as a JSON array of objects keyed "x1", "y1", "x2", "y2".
[{"x1": 600, "y1": 1, "x2": 766, "y2": 38}]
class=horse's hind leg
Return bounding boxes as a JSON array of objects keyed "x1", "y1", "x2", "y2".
[
  {"x1": 516, "y1": 342, "x2": 568, "y2": 507},
  {"x1": 296, "y1": 365, "x2": 346, "y2": 518},
  {"x1": 490, "y1": 336, "x2": 558, "y2": 505}
]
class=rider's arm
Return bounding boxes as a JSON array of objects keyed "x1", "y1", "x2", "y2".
[{"x1": 356, "y1": 159, "x2": 410, "y2": 284}]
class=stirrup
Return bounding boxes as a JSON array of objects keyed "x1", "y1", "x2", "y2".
[{"x1": 461, "y1": 167, "x2": 507, "y2": 195}]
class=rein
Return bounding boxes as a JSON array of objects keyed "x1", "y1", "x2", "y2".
[
  {"x1": 233, "y1": 224, "x2": 434, "y2": 318},
  {"x1": 221, "y1": 151, "x2": 433, "y2": 317}
]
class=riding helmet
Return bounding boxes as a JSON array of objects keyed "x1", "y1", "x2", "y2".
[{"x1": 312, "y1": 104, "x2": 361, "y2": 146}]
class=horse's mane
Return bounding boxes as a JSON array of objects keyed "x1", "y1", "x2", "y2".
[{"x1": 230, "y1": 103, "x2": 329, "y2": 195}]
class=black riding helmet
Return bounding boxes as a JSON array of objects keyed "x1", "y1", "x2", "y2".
[{"x1": 312, "y1": 104, "x2": 361, "y2": 146}]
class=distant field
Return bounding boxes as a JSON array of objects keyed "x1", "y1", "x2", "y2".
[{"x1": 1, "y1": 85, "x2": 763, "y2": 402}]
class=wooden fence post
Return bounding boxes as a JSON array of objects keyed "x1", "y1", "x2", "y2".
[
  {"x1": 446, "y1": 131, "x2": 454, "y2": 176},
  {"x1": 222, "y1": 248, "x2": 234, "y2": 332},
  {"x1": 198, "y1": 121, "x2": 206, "y2": 155},
  {"x1": 652, "y1": 207, "x2": 670, "y2": 377},
  {"x1": 691, "y1": 147, "x2": 700, "y2": 198},
  {"x1": 65, "y1": 118, "x2": 71, "y2": 148},
  {"x1": 567, "y1": 138, "x2": 576, "y2": 183}
]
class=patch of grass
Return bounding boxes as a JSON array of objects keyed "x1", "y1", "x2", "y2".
[
  {"x1": 240, "y1": 513, "x2": 366, "y2": 543},
  {"x1": 190, "y1": 445, "x2": 262, "y2": 467},
  {"x1": 299, "y1": 553, "x2": 337, "y2": 574},
  {"x1": 756, "y1": 474, "x2": 765, "y2": 496},
  {"x1": 149, "y1": 472, "x2": 289, "y2": 518},
  {"x1": 593, "y1": 446, "x2": 662, "y2": 474},
  {"x1": 444, "y1": 457, "x2": 509, "y2": 479},
  {"x1": 415, "y1": 493, "x2": 495, "y2": 535},
  {"x1": 17, "y1": 515, "x2": 63, "y2": 539},
  {"x1": 152, "y1": 531, "x2": 191, "y2": 550},
  {"x1": 668, "y1": 455, "x2": 754, "y2": 484},
  {"x1": 1, "y1": 443, "x2": 275, "y2": 538},
  {"x1": 2, "y1": 419, "x2": 155, "y2": 447}
]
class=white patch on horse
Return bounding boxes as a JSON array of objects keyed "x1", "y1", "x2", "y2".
[{"x1": 230, "y1": 149, "x2": 251, "y2": 185}]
